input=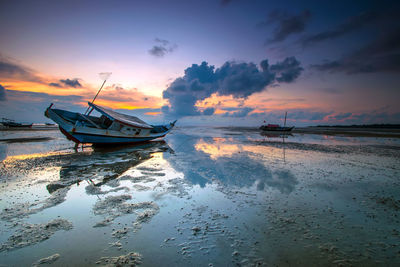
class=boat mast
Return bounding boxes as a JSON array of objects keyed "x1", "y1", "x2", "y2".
[
  {"x1": 284, "y1": 111, "x2": 287, "y2": 127},
  {"x1": 84, "y1": 72, "x2": 112, "y2": 115}
]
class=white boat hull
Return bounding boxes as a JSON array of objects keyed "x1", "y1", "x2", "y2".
[{"x1": 45, "y1": 105, "x2": 175, "y2": 145}]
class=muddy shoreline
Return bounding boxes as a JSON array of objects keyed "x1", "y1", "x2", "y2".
[
  {"x1": 1, "y1": 127, "x2": 399, "y2": 266},
  {"x1": 214, "y1": 126, "x2": 400, "y2": 138},
  {"x1": 2, "y1": 126, "x2": 400, "y2": 141}
]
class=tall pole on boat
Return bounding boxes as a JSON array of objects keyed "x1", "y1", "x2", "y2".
[
  {"x1": 284, "y1": 111, "x2": 287, "y2": 127},
  {"x1": 84, "y1": 72, "x2": 112, "y2": 115}
]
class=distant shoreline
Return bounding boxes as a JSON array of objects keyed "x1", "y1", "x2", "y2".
[
  {"x1": 293, "y1": 127, "x2": 400, "y2": 138},
  {"x1": 314, "y1": 124, "x2": 400, "y2": 129},
  {"x1": 217, "y1": 126, "x2": 400, "y2": 138},
  {"x1": 0, "y1": 125, "x2": 58, "y2": 131},
  {"x1": 2, "y1": 124, "x2": 400, "y2": 138}
]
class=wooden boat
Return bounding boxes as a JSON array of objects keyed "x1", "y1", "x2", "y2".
[
  {"x1": 45, "y1": 102, "x2": 176, "y2": 145},
  {"x1": 1, "y1": 118, "x2": 33, "y2": 128},
  {"x1": 259, "y1": 112, "x2": 294, "y2": 132},
  {"x1": 45, "y1": 73, "x2": 176, "y2": 145},
  {"x1": 259, "y1": 124, "x2": 294, "y2": 132}
]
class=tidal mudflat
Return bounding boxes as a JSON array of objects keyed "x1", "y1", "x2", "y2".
[{"x1": 0, "y1": 127, "x2": 399, "y2": 266}]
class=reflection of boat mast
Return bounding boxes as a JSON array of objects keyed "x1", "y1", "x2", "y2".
[
  {"x1": 284, "y1": 111, "x2": 287, "y2": 127},
  {"x1": 282, "y1": 134, "x2": 286, "y2": 163},
  {"x1": 259, "y1": 130, "x2": 290, "y2": 162}
]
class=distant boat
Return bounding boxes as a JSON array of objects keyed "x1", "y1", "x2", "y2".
[
  {"x1": 45, "y1": 102, "x2": 176, "y2": 145},
  {"x1": 1, "y1": 118, "x2": 33, "y2": 128},
  {"x1": 259, "y1": 112, "x2": 294, "y2": 132},
  {"x1": 259, "y1": 124, "x2": 294, "y2": 132}
]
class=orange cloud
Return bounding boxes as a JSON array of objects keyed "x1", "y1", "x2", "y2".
[
  {"x1": 194, "y1": 91, "x2": 313, "y2": 116},
  {"x1": 196, "y1": 94, "x2": 242, "y2": 109},
  {"x1": 4, "y1": 81, "x2": 89, "y2": 96},
  {"x1": 95, "y1": 85, "x2": 163, "y2": 109},
  {"x1": 145, "y1": 111, "x2": 162, "y2": 116},
  {"x1": 1, "y1": 61, "x2": 163, "y2": 111}
]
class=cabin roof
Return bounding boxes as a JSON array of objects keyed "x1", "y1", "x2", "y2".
[{"x1": 88, "y1": 102, "x2": 153, "y2": 129}]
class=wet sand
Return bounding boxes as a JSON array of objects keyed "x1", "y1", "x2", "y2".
[
  {"x1": 293, "y1": 126, "x2": 400, "y2": 138},
  {"x1": 0, "y1": 127, "x2": 399, "y2": 266}
]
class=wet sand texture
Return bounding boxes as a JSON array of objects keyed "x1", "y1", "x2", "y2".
[
  {"x1": 0, "y1": 127, "x2": 399, "y2": 266},
  {"x1": 0, "y1": 219, "x2": 72, "y2": 251},
  {"x1": 32, "y1": 253, "x2": 60, "y2": 266},
  {"x1": 96, "y1": 252, "x2": 142, "y2": 266}
]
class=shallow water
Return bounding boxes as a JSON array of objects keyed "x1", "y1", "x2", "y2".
[{"x1": 0, "y1": 127, "x2": 399, "y2": 266}]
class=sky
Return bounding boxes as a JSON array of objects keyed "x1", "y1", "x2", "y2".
[{"x1": 0, "y1": 0, "x2": 399, "y2": 126}]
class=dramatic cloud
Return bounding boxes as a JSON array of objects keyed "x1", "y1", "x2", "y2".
[
  {"x1": 59, "y1": 78, "x2": 82, "y2": 88},
  {"x1": 223, "y1": 107, "x2": 254, "y2": 117},
  {"x1": 202, "y1": 107, "x2": 215, "y2": 116},
  {"x1": 311, "y1": 28, "x2": 400, "y2": 74},
  {"x1": 263, "y1": 10, "x2": 311, "y2": 43},
  {"x1": 0, "y1": 59, "x2": 42, "y2": 83},
  {"x1": 162, "y1": 57, "x2": 303, "y2": 117},
  {"x1": 148, "y1": 38, "x2": 177, "y2": 57},
  {"x1": 269, "y1": 57, "x2": 304, "y2": 82},
  {"x1": 301, "y1": 11, "x2": 381, "y2": 47},
  {"x1": 215, "y1": 61, "x2": 274, "y2": 98},
  {"x1": 0, "y1": 84, "x2": 6, "y2": 101}
]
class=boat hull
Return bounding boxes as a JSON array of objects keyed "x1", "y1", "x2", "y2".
[
  {"x1": 59, "y1": 126, "x2": 166, "y2": 144},
  {"x1": 45, "y1": 105, "x2": 175, "y2": 145},
  {"x1": 259, "y1": 126, "x2": 294, "y2": 132}
]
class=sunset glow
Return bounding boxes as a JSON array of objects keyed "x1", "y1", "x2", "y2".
[{"x1": 0, "y1": 0, "x2": 399, "y2": 125}]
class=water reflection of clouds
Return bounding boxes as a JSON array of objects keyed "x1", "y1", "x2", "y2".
[
  {"x1": 195, "y1": 137, "x2": 287, "y2": 160},
  {"x1": 165, "y1": 134, "x2": 298, "y2": 194},
  {"x1": 257, "y1": 169, "x2": 298, "y2": 194},
  {"x1": 195, "y1": 137, "x2": 243, "y2": 160}
]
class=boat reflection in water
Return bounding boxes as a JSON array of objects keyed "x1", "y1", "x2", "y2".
[
  {"x1": 260, "y1": 131, "x2": 293, "y2": 163},
  {"x1": 47, "y1": 141, "x2": 171, "y2": 193},
  {"x1": 260, "y1": 132, "x2": 293, "y2": 139}
]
